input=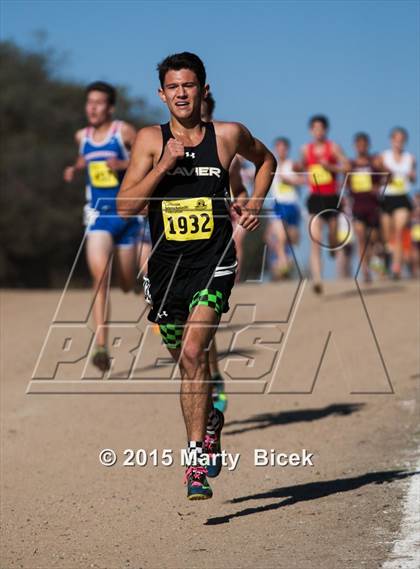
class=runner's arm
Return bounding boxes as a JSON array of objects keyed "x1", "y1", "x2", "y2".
[
  {"x1": 409, "y1": 156, "x2": 417, "y2": 183},
  {"x1": 323, "y1": 143, "x2": 350, "y2": 174},
  {"x1": 229, "y1": 156, "x2": 248, "y2": 206},
  {"x1": 373, "y1": 153, "x2": 392, "y2": 187},
  {"x1": 235, "y1": 126, "x2": 276, "y2": 216},
  {"x1": 293, "y1": 145, "x2": 307, "y2": 173},
  {"x1": 281, "y1": 170, "x2": 306, "y2": 187},
  {"x1": 117, "y1": 127, "x2": 184, "y2": 217},
  {"x1": 344, "y1": 160, "x2": 354, "y2": 191},
  {"x1": 63, "y1": 130, "x2": 86, "y2": 182}
]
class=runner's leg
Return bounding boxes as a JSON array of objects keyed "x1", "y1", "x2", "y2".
[
  {"x1": 309, "y1": 214, "x2": 323, "y2": 287},
  {"x1": 271, "y1": 218, "x2": 290, "y2": 276},
  {"x1": 391, "y1": 208, "x2": 410, "y2": 275},
  {"x1": 209, "y1": 340, "x2": 219, "y2": 377},
  {"x1": 288, "y1": 224, "x2": 300, "y2": 245},
  {"x1": 86, "y1": 231, "x2": 113, "y2": 349},
  {"x1": 114, "y1": 245, "x2": 137, "y2": 292},
  {"x1": 327, "y1": 215, "x2": 339, "y2": 251},
  {"x1": 381, "y1": 211, "x2": 392, "y2": 243},
  {"x1": 354, "y1": 220, "x2": 370, "y2": 281},
  {"x1": 179, "y1": 305, "x2": 219, "y2": 442},
  {"x1": 380, "y1": 211, "x2": 393, "y2": 271}
]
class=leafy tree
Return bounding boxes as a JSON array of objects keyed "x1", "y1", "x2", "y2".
[{"x1": 0, "y1": 40, "x2": 162, "y2": 287}]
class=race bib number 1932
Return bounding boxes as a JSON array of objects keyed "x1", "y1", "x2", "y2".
[{"x1": 162, "y1": 197, "x2": 214, "y2": 241}]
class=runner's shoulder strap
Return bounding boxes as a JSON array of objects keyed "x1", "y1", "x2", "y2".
[{"x1": 161, "y1": 122, "x2": 173, "y2": 145}]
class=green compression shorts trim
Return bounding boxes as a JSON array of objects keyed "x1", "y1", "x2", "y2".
[
  {"x1": 189, "y1": 289, "x2": 225, "y2": 315},
  {"x1": 159, "y1": 323, "x2": 184, "y2": 349}
]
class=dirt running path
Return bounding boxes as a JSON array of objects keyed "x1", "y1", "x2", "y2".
[{"x1": 1, "y1": 280, "x2": 418, "y2": 569}]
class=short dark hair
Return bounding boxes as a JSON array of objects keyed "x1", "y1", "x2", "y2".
[
  {"x1": 274, "y1": 137, "x2": 290, "y2": 148},
  {"x1": 309, "y1": 114, "x2": 329, "y2": 130},
  {"x1": 203, "y1": 92, "x2": 216, "y2": 117},
  {"x1": 390, "y1": 126, "x2": 408, "y2": 140},
  {"x1": 86, "y1": 81, "x2": 116, "y2": 106},
  {"x1": 354, "y1": 132, "x2": 370, "y2": 144},
  {"x1": 157, "y1": 52, "x2": 206, "y2": 88}
]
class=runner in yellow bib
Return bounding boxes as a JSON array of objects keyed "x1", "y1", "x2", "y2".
[
  {"x1": 376, "y1": 127, "x2": 417, "y2": 279},
  {"x1": 267, "y1": 137, "x2": 304, "y2": 279},
  {"x1": 117, "y1": 52, "x2": 275, "y2": 500},
  {"x1": 346, "y1": 133, "x2": 382, "y2": 283},
  {"x1": 63, "y1": 82, "x2": 138, "y2": 371}
]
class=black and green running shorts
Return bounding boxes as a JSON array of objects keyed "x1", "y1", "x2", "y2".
[{"x1": 147, "y1": 257, "x2": 236, "y2": 347}]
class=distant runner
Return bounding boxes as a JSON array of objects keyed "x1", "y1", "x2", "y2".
[
  {"x1": 64, "y1": 81, "x2": 138, "y2": 371},
  {"x1": 294, "y1": 115, "x2": 349, "y2": 293},
  {"x1": 347, "y1": 132, "x2": 381, "y2": 283},
  {"x1": 268, "y1": 137, "x2": 304, "y2": 279},
  {"x1": 376, "y1": 127, "x2": 417, "y2": 279}
]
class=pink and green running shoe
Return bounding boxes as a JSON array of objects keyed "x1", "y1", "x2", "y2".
[{"x1": 185, "y1": 466, "x2": 213, "y2": 500}]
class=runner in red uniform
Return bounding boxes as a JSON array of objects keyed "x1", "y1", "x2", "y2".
[{"x1": 295, "y1": 115, "x2": 349, "y2": 293}]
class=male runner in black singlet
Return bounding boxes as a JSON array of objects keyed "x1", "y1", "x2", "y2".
[{"x1": 117, "y1": 52, "x2": 276, "y2": 500}]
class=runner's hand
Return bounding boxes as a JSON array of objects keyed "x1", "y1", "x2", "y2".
[
  {"x1": 106, "y1": 158, "x2": 125, "y2": 171},
  {"x1": 63, "y1": 166, "x2": 75, "y2": 183},
  {"x1": 159, "y1": 139, "x2": 185, "y2": 172},
  {"x1": 237, "y1": 205, "x2": 260, "y2": 231},
  {"x1": 319, "y1": 159, "x2": 332, "y2": 170}
]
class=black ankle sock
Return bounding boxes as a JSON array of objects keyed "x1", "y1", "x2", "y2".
[
  {"x1": 211, "y1": 372, "x2": 223, "y2": 386},
  {"x1": 206, "y1": 409, "x2": 221, "y2": 436}
]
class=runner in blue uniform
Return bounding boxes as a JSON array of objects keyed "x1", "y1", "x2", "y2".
[{"x1": 64, "y1": 82, "x2": 139, "y2": 371}]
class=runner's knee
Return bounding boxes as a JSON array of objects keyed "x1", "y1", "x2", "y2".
[
  {"x1": 181, "y1": 340, "x2": 207, "y2": 370},
  {"x1": 92, "y1": 272, "x2": 109, "y2": 290}
]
